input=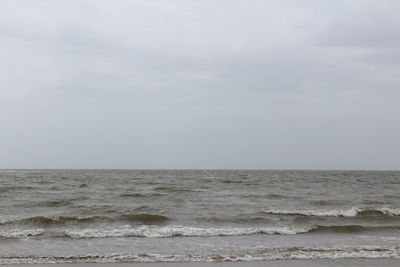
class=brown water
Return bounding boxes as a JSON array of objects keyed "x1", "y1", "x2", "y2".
[{"x1": 0, "y1": 170, "x2": 400, "y2": 263}]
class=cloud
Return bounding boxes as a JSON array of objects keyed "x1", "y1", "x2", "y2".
[{"x1": 0, "y1": 0, "x2": 399, "y2": 169}]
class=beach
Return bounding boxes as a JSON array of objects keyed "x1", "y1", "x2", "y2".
[{"x1": 10, "y1": 259, "x2": 400, "y2": 267}]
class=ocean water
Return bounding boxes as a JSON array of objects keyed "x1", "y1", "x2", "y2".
[{"x1": 0, "y1": 170, "x2": 400, "y2": 264}]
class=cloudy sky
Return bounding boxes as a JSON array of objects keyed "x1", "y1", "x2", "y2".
[{"x1": 0, "y1": 0, "x2": 399, "y2": 169}]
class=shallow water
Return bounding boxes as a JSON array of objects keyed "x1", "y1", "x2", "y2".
[{"x1": 0, "y1": 170, "x2": 399, "y2": 263}]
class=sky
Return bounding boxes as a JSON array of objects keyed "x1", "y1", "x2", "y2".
[{"x1": 0, "y1": 0, "x2": 399, "y2": 170}]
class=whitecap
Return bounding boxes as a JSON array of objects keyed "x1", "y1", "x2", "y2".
[{"x1": 63, "y1": 225, "x2": 313, "y2": 238}]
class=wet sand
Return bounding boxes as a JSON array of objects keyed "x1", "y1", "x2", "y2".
[{"x1": 10, "y1": 259, "x2": 400, "y2": 267}]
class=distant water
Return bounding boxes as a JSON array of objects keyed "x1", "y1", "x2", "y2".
[{"x1": 1, "y1": 170, "x2": 400, "y2": 264}]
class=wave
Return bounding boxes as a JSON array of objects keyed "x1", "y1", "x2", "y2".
[
  {"x1": 0, "y1": 214, "x2": 170, "y2": 226},
  {"x1": 0, "y1": 186, "x2": 34, "y2": 193},
  {"x1": 116, "y1": 214, "x2": 169, "y2": 223},
  {"x1": 120, "y1": 193, "x2": 147, "y2": 198},
  {"x1": 119, "y1": 193, "x2": 164, "y2": 198},
  {"x1": 63, "y1": 225, "x2": 312, "y2": 238},
  {"x1": 60, "y1": 224, "x2": 400, "y2": 238},
  {"x1": 201, "y1": 216, "x2": 273, "y2": 224},
  {"x1": 263, "y1": 207, "x2": 400, "y2": 217},
  {"x1": 0, "y1": 229, "x2": 44, "y2": 238},
  {"x1": 1, "y1": 224, "x2": 398, "y2": 240},
  {"x1": 310, "y1": 225, "x2": 400, "y2": 233},
  {"x1": 153, "y1": 187, "x2": 207, "y2": 192},
  {"x1": 310, "y1": 200, "x2": 348, "y2": 206},
  {"x1": 8, "y1": 216, "x2": 108, "y2": 225},
  {"x1": 265, "y1": 193, "x2": 288, "y2": 199},
  {"x1": 34, "y1": 200, "x2": 74, "y2": 207},
  {"x1": 1, "y1": 246, "x2": 399, "y2": 264}
]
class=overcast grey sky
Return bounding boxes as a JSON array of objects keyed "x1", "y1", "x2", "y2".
[{"x1": 0, "y1": 0, "x2": 399, "y2": 170}]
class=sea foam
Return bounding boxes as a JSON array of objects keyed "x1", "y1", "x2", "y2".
[
  {"x1": 63, "y1": 225, "x2": 313, "y2": 238},
  {"x1": 1, "y1": 246, "x2": 399, "y2": 264},
  {"x1": 263, "y1": 207, "x2": 400, "y2": 217},
  {"x1": 0, "y1": 229, "x2": 44, "y2": 238}
]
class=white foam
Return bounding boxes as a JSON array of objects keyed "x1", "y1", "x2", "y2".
[
  {"x1": 189, "y1": 189, "x2": 208, "y2": 192},
  {"x1": 377, "y1": 207, "x2": 400, "y2": 216},
  {"x1": 0, "y1": 229, "x2": 44, "y2": 238},
  {"x1": 64, "y1": 225, "x2": 313, "y2": 238},
  {"x1": 264, "y1": 207, "x2": 400, "y2": 217},
  {"x1": 1, "y1": 246, "x2": 399, "y2": 264}
]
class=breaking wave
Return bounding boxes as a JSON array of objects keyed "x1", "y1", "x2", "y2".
[
  {"x1": 2, "y1": 224, "x2": 399, "y2": 239},
  {"x1": 1, "y1": 246, "x2": 399, "y2": 264},
  {"x1": 310, "y1": 225, "x2": 400, "y2": 233},
  {"x1": 0, "y1": 214, "x2": 170, "y2": 226},
  {"x1": 263, "y1": 207, "x2": 400, "y2": 217},
  {"x1": 63, "y1": 225, "x2": 313, "y2": 238},
  {"x1": 0, "y1": 229, "x2": 44, "y2": 238},
  {"x1": 57, "y1": 224, "x2": 400, "y2": 238}
]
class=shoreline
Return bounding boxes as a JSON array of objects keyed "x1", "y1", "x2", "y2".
[{"x1": 7, "y1": 259, "x2": 400, "y2": 267}]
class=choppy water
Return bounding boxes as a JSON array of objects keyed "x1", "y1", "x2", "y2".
[{"x1": 0, "y1": 170, "x2": 400, "y2": 264}]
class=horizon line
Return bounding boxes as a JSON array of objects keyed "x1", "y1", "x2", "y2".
[{"x1": 0, "y1": 168, "x2": 399, "y2": 172}]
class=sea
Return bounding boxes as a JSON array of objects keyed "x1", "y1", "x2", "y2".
[{"x1": 0, "y1": 169, "x2": 400, "y2": 264}]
